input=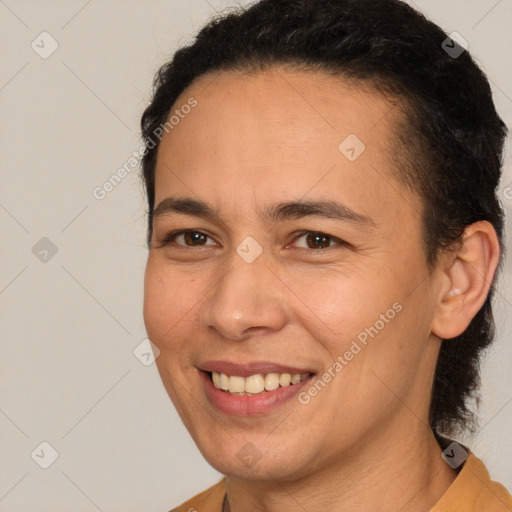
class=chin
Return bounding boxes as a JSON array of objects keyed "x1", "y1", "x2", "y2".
[{"x1": 194, "y1": 435, "x2": 312, "y2": 482}]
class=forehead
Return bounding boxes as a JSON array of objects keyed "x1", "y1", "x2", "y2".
[
  {"x1": 153, "y1": 67, "x2": 420, "y2": 229},
  {"x1": 167, "y1": 68, "x2": 398, "y2": 152}
]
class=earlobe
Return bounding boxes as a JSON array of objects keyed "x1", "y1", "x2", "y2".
[{"x1": 431, "y1": 221, "x2": 500, "y2": 340}]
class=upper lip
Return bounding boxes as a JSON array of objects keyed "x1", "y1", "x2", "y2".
[{"x1": 199, "y1": 360, "x2": 316, "y2": 377}]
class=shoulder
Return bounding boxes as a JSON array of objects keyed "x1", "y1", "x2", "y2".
[
  {"x1": 168, "y1": 478, "x2": 226, "y2": 512},
  {"x1": 433, "y1": 451, "x2": 512, "y2": 512}
]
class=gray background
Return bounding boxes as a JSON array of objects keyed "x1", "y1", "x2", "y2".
[{"x1": 1, "y1": 1, "x2": 511, "y2": 510}]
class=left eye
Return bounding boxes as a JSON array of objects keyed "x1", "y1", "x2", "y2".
[{"x1": 291, "y1": 231, "x2": 343, "y2": 250}]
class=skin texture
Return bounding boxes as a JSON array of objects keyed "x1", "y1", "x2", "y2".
[{"x1": 143, "y1": 68, "x2": 500, "y2": 511}]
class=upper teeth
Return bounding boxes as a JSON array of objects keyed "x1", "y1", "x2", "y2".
[{"x1": 212, "y1": 372, "x2": 310, "y2": 395}]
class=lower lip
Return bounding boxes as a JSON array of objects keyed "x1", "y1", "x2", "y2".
[{"x1": 200, "y1": 371, "x2": 313, "y2": 416}]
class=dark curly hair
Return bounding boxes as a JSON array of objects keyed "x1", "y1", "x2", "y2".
[{"x1": 140, "y1": 0, "x2": 507, "y2": 439}]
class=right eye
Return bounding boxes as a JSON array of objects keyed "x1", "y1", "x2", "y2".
[{"x1": 156, "y1": 229, "x2": 218, "y2": 248}]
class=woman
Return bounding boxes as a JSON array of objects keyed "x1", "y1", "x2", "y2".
[{"x1": 140, "y1": 0, "x2": 512, "y2": 510}]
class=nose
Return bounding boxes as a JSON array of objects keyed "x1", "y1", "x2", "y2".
[{"x1": 199, "y1": 250, "x2": 288, "y2": 341}]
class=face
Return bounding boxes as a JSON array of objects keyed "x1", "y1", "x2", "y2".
[{"x1": 143, "y1": 68, "x2": 444, "y2": 481}]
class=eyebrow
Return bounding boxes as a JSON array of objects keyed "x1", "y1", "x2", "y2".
[{"x1": 152, "y1": 196, "x2": 376, "y2": 229}]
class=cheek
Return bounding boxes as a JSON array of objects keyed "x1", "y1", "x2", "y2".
[
  {"x1": 289, "y1": 261, "x2": 423, "y2": 391},
  {"x1": 142, "y1": 258, "x2": 201, "y2": 349},
  {"x1": 284, "y1": 264, "x2": 391, "y2": 343}
]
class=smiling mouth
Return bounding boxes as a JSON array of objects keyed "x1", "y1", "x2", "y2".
[{"x1": 208, "y1": 371, "x2": 314, "y2": 396}]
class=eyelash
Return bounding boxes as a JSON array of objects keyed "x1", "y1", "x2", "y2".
[{"x1": 156, "y1": 229, "x2": 349, "y2": 252}]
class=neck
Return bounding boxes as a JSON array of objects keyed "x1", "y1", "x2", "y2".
[{"x1": 224, "y1": 424, "x2": 457, "y2": 512}]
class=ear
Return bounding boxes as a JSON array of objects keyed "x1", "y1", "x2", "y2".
[{"x1": 431, "y1": 221, "x2": 501, "y2": 340}]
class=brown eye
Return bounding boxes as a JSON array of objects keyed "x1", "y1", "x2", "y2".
[
  {"x1": 181, "y1": 231, "x2": 208, "y2": 246},
  {"x1": 304, "y1": 232, "x2": 333, "y2": 249},
  {"x1": 159, "y1": 230, "x2": 216, "y2": 247},
  {"x1": 292, "y1": 231, "x2": 342, "y2": 250}
]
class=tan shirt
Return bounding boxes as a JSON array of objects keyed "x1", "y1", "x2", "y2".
[{"x1": 169, "y1": 452, "x2": 512, "y2": 512}]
